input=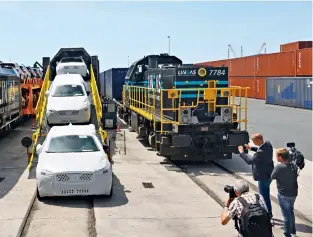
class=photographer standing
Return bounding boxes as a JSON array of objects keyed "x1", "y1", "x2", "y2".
[
  {"x1": 221, "y1": 179, "x2": 273, "y2": 237},
  {"x1": 238, "y1": 133, "x2": 274, "y2": 218},
  {"x1": 271, "y1": 148, "x2": 298, "y2": 237}
]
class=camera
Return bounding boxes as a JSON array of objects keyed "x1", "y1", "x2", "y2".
[
  {"x1": 286, "y1": 142, "x2": 305, "y2": 170},
  {"x1": 224, "y1": 185, "x2": 237, "y2": 198}
]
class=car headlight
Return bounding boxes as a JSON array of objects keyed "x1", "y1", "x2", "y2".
[
  {"x1": 101, "y1": 168, "x2": 109, "y2": 174},
  {"x1": 48, "y1": 109, "x2": 56, "y2": 113},
  {"x1": 39, "y1": 169, "x2": 54, "y2": 176},
  {"x1": 97, "y1": 165, "x2": 110, "y2": 174}
]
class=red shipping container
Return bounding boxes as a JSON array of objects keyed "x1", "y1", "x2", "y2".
[
  {"x1": 206, "y1": 59, "x2": 229, "y2": 67},
  {"x1": 296, "y1": 48, "x2": 312, "y2": 76},
  {"x1": 194, "y1": 62, "x2": 210, "y2": 67},
  {"x1": 255, "y1": 52, "x2": 296, "y2": 77},
  {"x1": 281, "y1": 41, "x2": 313, "y2": 52},
  {"x1": 254, "y1": 77, "x2": 266, "y2": 100},
  {"x1": 229, "y1": 56, "x2": 255, "y2": 77},
  {"x1": 229, "y1": 77, "x2": 256, "y2": 98}
]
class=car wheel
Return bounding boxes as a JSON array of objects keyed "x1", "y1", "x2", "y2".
[
  {"x1": 36, "y1": 188, "x2": 44, "y2": 202},
  {"x1": 105, "y1": 179, "x2": 113, "y2": 198}
]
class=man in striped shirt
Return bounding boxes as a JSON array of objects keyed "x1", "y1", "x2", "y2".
[{"x1": 221, "y1": 179, "x2": 270, "y2": 237}]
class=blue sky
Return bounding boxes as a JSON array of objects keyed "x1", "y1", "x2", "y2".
[{"x1": 0, "y1": 1, "x2": 312, "y2": 71}]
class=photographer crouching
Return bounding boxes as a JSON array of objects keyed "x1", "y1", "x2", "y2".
[{"x1": 220, "y1": 179, "x2": 273, "y2": 237}]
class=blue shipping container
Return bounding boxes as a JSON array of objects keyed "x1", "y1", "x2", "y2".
[
  {"x1": 104, "y1": 68, "x2": 128, "y2": 101},
  {"x1": 266, "y1": 77, "x2": 312, "y2": 109},
  {"x1": 99, "y1": 71, "x2": 105, "y2": 96}
]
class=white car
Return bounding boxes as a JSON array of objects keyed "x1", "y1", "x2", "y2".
[
  {"x1": 56, "y1": 56, "x2": 89, "y2": 77},
  {"x1": 46, "y1": 74, "x2": 91, "y2": 126},
  {"x1": 19, "y1": 64, "x2": 31, "y2": 79},
  {"x1": 33, "y1": 67, "x2": 43, "y2": 78},
  {"x1": 0, "y1": 62, "x2": 24, "y2": 79},
  {"x1": 35, "y1": 124, "x2": 113, "y2": 200}
]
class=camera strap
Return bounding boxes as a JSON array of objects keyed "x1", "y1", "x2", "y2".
[{"x1": 233, "y1": 216, "x2": 241, "y2": 233}]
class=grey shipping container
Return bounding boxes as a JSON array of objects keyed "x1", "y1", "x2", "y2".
[
  {"x1": 99, "y1": 71, "x2": 106, "y2": 96},
  {"x1": 266, "y1": 77, "x2": 312, "y2": 109},
  {"x1": 104, "y1": 68, "x2": 128, "y2": 101}
]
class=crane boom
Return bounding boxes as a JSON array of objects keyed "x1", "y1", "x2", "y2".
[
  {"x1": 228, "y1": 44, "x2": 237, "y2": 58},
  {"x1": 258, "y1": 43, "x2": 266, "y2": 54}
]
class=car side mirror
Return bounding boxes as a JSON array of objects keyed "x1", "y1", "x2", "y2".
[
  {"x1": 87, "y1": 91, "x2": 90, "y2": 96},
  {"x1": 36, "y1": 144, "x2": 43, "y2": 154}
]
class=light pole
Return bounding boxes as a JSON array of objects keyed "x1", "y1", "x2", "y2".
[{"x1": 167, "y1": 36, "x2": 171, "y2": 55}]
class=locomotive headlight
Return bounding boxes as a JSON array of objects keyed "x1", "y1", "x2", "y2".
[
  {"x1": 183, "y1": 109, "x2": 189, "y2": 115},
  {"x1": 223, "y1": 108, "x2": 230, "y2": 114}
]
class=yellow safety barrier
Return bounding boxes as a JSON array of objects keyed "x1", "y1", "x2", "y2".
[
  {"x1": 35, "y1": 66, "x2": 51, "y2": 127},
  {"x1": 27, "y1": 67, "x2": 51, "y2": 170},
  {"x1": 89, "y1": 65, "x2": 107, "y2": 143},
  {"x1": 123, "y1": 84, "x2": 249, "y2": 135}
]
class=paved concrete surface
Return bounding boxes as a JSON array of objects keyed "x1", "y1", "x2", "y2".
[
  {"x1": 0, "y1": 168, "x2": 36, "y2": 237},
  {"x1": 0, "y1": 120, "x2": 33, "y2": 199},
  {"x1": 245, "y1": 98, "x2": 312, "y2": 161},
  {"x1": 94, "y1": 129, "x2": 238, "y2": 237},
  {"x1": 183, "y1": 163, "x2": 312, "y2": 237}
]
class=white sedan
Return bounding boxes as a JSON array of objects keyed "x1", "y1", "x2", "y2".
[
  {"x1": 56, "y1": 57, "x2": 89, "y2": 77},
  {"x1": 35, "y1": 124, "x2": 113, "y2": 200},
  {"x1": 46, "y1": 74, "x2": 91, "y2": 125}
]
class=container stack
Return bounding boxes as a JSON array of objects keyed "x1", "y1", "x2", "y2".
[
  {"x1": 195, "y1": 41, "x2": 312, "y2": 109},
  {"x1": 99, "y1": 68, "x2": 128, "y2": 101}
]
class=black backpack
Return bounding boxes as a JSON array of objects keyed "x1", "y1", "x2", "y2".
[
  {"x1": 292, "y1": 149, "x2": 305, "y2": 171},
  {"x1": 237, "y1": 194, "x2": 273, "y2": 237}
]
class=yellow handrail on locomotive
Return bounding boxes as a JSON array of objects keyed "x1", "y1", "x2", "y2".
[{"x1": 123, "y1": 84, "x2": 249, "y2": 134}]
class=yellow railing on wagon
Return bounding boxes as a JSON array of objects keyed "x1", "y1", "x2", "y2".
[
  {"x1": 90, "y1": 65, "x2": 107, "y2": 142},
  {"x1": 123, "y1": 84, "x2": 249, "y2": 134}
]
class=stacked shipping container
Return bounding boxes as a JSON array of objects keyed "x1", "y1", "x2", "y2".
[
  {"x1": 266, "y1": 77, "x2": 312, "y2": 109},
  {"x1": 99, "y1": 68, "x2": 128, "y2": 101},
  {"x1": 195, "y1": 41, "x2": 312, "y2": 101}
]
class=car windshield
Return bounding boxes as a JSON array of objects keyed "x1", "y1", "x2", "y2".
[
  {"x1": 0, "y1": 63, "x2": 15, "y2": 68},
  {"x1": 52, "y1": 84, "x2": 85, "y2": 97},
  {"x1": 61, "y1": 57, "x2": 83, "y2": 63},
  {"x1": 47, "y1": 135, "x2": 100, "y2": 153}
]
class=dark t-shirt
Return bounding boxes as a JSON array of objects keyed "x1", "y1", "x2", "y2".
[{"x1": 271, "y1": 163, "x2": 298, "y2": 197}]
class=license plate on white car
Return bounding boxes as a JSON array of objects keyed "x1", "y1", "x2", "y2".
[{"x1": 61, "y1": 120, "x2": 70, "y2": 123}]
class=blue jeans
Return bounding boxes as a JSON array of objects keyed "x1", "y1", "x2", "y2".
[
  {"x1": 258, "y1": 179, "x2": 272, "y2": 215},
  {"x1": 278, "y1": 193, "x2": 296, "y2": 237}
]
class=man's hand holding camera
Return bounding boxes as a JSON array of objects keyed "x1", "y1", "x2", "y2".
[
  {"x1": 238, "y1": 144, "x2": 250, "y2": 153},
  {"x1": 225, "y1": 196, "x2": 235, "y2": 208}
]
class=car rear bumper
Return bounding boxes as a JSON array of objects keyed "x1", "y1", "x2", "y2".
[
  {"x1": 56, "y1": 67, "x2": 87, "y2": 77},
  {"x1": 37, "y1": 171, "x2": 112, "y2": 197},
  {"x1": 47, "y1": 108, "x2": 91, "y2": 124}
]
